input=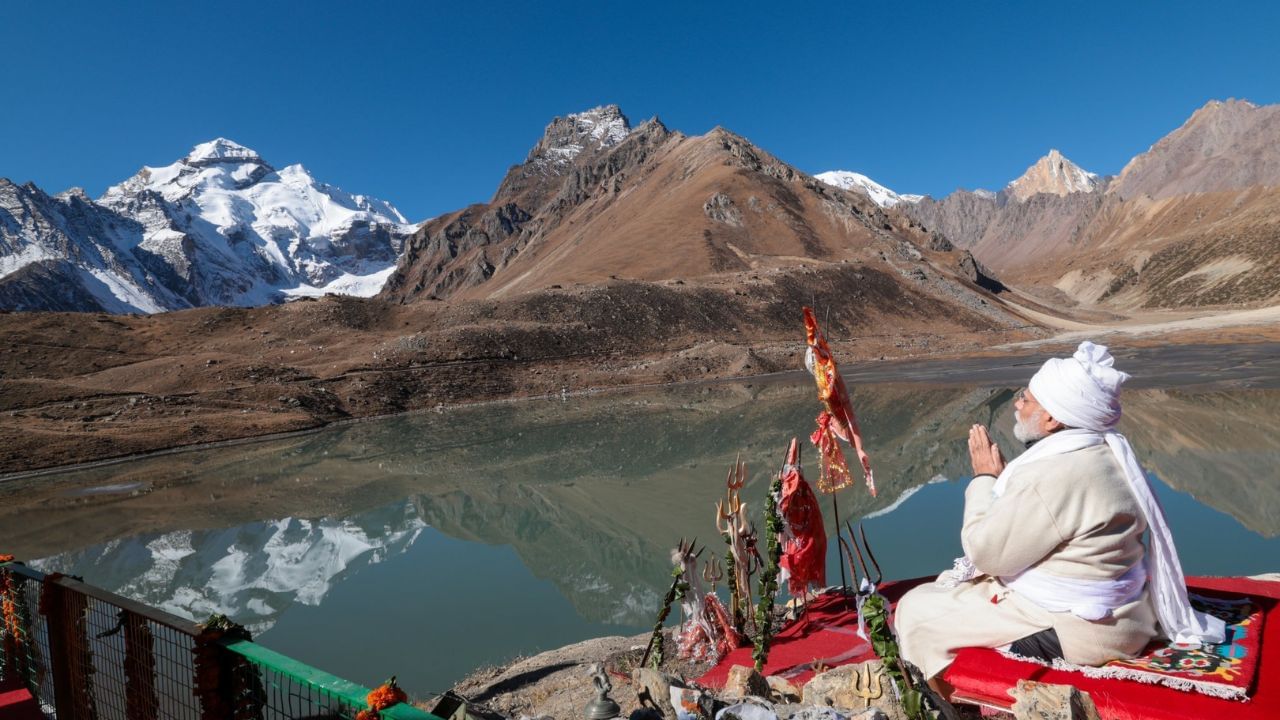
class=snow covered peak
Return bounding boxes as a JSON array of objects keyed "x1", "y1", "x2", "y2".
[
  {"x1": 1006, "y1": 149, "x2": 1099, "y2": 201},
  {"x1": 526, "y1": 105, "x2": 632, "y2": 168},
  {"x1": 186, "y1": 138, "x2": 264, "y2": 165},
  {"x1": 815, "y1": 170, "x2": 922, "y2": 208},
  {"x1": 79, "y1": 141, "x2": 418, "y2": 311},
  {"x1": 568, "y1": 105, "x2": 631, "y2": 149},
  {"x1": 103, "y1": 139, "x2": 275, "y2": 203}
]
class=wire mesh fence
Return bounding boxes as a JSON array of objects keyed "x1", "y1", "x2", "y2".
[{"x1": 1, "y1": 562, "x2": 438, "y2": 720}]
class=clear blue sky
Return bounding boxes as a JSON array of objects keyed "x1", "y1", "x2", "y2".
[{"x1": 3, "y1": 1, "x2": 1278, "y2": 221}]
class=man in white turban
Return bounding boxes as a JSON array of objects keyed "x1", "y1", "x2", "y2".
[{"x1": 893, "y1": 341, "x2": 1224, "y2": 700}]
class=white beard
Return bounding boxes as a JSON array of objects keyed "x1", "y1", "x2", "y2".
[{"x1": 1014, "y1": 408, "x2": 1050, "y2": 443}]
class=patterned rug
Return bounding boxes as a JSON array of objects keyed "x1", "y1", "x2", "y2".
[{"x1": 1002, "y1": 593, "x2": 1263, "y2": 700}]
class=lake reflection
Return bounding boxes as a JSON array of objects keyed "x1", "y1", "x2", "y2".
[{"x1": 4, "y1": 355, "x2": 1280, "y2": 693}]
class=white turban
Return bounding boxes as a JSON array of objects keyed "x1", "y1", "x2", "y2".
[
  {"x1": 1027, "y1": 341, "x2": 1129, "y2": 431},
  {"x1": 1018, "y1": 341, "x2": 1225, "y2": 646}
]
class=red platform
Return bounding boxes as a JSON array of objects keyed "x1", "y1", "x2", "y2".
[
  {"x1": 697, "y1": 576, "x2": 1280, "y2": 720},
  {"x1": 0, "y1": 676, "x2": 42, "y2": 720}
]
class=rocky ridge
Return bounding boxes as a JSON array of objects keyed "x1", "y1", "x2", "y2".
[
  {"x1": 1109, "y1": 99, "x2": 1280, "y2": 200},
  {"x1": 902, "y1": 99, "x2": 1280, "y2": 309}
]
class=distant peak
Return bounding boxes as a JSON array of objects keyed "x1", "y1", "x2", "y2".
[
  {"x1": 1186, "y1": 98, "x2": 1261, "y2": 126},
  {"x1": 567, "y1": 105, "x2": 631, "y2": 148},
  {"x1": 1006, "y1": 149, "x2": 1098, "y2": 201},
  {"x1": 525, "y1": 105, "x2": 632, "y2": 167},
  {"x1": 186, "y1": 138, "x2": 264, "y2": 165},
  {"x1": 57, "y1": 187, "x2": 90, "y2": 201},
  {"x1": 815, "y1": 170, "x2": 919, "y2": 208},
  {"x1": 1199, "y1": 98, "x2": 1258, "y2": 113}
]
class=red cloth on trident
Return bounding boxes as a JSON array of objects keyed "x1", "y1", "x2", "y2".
[
  {"x1": 810, "y1": 410, "x2": 854, "y2": 494},
  {"x1": 778, "y1": 438, "x2": 826, "y2": 596},
  {"x1": 802, "y1": 307, "x2": 875, "y2": 496}
]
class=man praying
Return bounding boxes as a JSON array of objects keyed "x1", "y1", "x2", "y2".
[{"x1": 893, "y1": 341, "x2": 1225, "y2": 699}]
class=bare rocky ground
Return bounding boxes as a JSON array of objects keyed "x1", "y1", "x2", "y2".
[
  {"x1": 0, "y1": 262, "x2": 1037, "y2": 475},
  {"x1": 436, "y1": 631, "x2": 664, "y2": 720},
  {"x1": 430, "y1": 627, "x2": 988, "y2": 720}
]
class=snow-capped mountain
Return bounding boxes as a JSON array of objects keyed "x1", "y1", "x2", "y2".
[
  {"x1": 0, "y1": 180, "x2": 188, "y2": 313},
  {"x1": 1005, "y1": 149, "x2": 1099, "y2": 201},
  {"x1": 32, "y1": 501, "x2": 427, "y2": 635},
  {"x1": 814, "y1": 170, "x2": 923, "y2": 208},
  {"x1": 0, "y1": 139, "x2": 417, "y2": 313}
]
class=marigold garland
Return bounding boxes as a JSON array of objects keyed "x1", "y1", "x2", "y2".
[
  {"x1": 356, "y1": 676, "x2": 407, "y2": 719},
  {"x1": 193, "y1": 614, "x2": 262, "y2": 720},
  {"x1": 1, "y1": 569, "x2": 27, "y2": 681}
]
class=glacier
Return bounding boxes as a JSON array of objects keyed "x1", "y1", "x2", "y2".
[
  {"x1": 0, "y1": 138, "x2": 418, "y2": 313},
  {"x1": 814, "y1": 169, "x2": 923, "y2": 208}
]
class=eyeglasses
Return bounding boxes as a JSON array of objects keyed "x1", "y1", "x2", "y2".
[{"x1": 1014, "y1": 388, "x2": 1027, "y2": 403}]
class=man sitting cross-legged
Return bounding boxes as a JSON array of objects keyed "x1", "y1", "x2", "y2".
[{"x1": 893, "y1": 341, "x2": 1225, "y2": 701}]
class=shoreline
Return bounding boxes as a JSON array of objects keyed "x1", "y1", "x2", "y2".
[
  {"x1": 0, "y1": 366, "x2": 806, "y2": 483},
  {"x1": 6, "y1": 330, "x2": 1279, "y2": 481}
]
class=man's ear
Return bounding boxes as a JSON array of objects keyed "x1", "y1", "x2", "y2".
[{"x1": 1044, "y1": 414, "x2": 1065, "y2": 433}]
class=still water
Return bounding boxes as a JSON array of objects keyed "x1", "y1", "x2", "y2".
[{"x1": 3, "y1": 344, "x2": 1279, "y2": 696}]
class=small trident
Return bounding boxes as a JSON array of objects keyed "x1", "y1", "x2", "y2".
[
  {"x1": 715, "y1": 455, "x2": 748, "y2": 530},
  {"x1": 716, "y1": 455, "x2": 755, "y2": 631},
  {"x1": 702, "y1": 557, "x2": 723, "y2": 593},
  {"x1": 850, "y1": 663, "x2": 884, "y2": 709}
]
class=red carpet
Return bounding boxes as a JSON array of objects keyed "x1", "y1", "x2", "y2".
[
  {"x1": 697, "y1": 592, "x2": 877, "y2": 687},
  {"x1": 697, "y1": 576, "x2": 1280, "y2": 720},
  {"x1": 943, "y1": 576, "x2": 1279, "y2": 720}
]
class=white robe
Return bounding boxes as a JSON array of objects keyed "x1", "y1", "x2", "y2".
[{"x1": 894, "y1": 444, "x2": 1158, "y2": 679}]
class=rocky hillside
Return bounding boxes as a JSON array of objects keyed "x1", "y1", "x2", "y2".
[
  {"x1": 0, "y1": 139, "x2": 415, "y2": 313},
  {"x1": 904, "y1": 99, "x2": 1280, "y2": 309},
  {"x1": 1109, "y1": 99, "x2": 1280, "y2": 200}
]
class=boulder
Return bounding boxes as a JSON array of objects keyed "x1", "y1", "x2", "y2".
[
  {"x1": 723, "y1": 665, "x2": 771, "y2": 699},
  {"x1": 800, "y1": 662, "x2": 904, "y2": 720},
  {"x1": 632, "y1": 667, "x2": 680, "y2": 719},
  {"x1": 765, "y1": 676, "x2": 802, "y2": 703},
  {"x1": 957, "y1": 250, "x2": 1006, "y2": 293},
  {"x1": 1009, "y1": 680, "x2": 1101, "y2": 720}
]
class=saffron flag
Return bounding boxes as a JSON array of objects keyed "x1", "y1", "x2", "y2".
[{"x1": 802, "y1": 307, "x2": 876, "y2": 496}]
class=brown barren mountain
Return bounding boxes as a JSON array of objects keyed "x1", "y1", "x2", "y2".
[
  {"x1": 1109, "y1": 99, "x2": 1280, "y2": 201},
  {"x1": 383, "y1": 105, "x2": 1004, "y2": 306},
  {"x1": 905, "y1": 99, "x2": 1280, "y2": 310}
]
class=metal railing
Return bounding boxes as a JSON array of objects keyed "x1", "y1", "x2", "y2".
[{"x1": 1, "y1": 561, "x2": 440, "y2": 720}]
